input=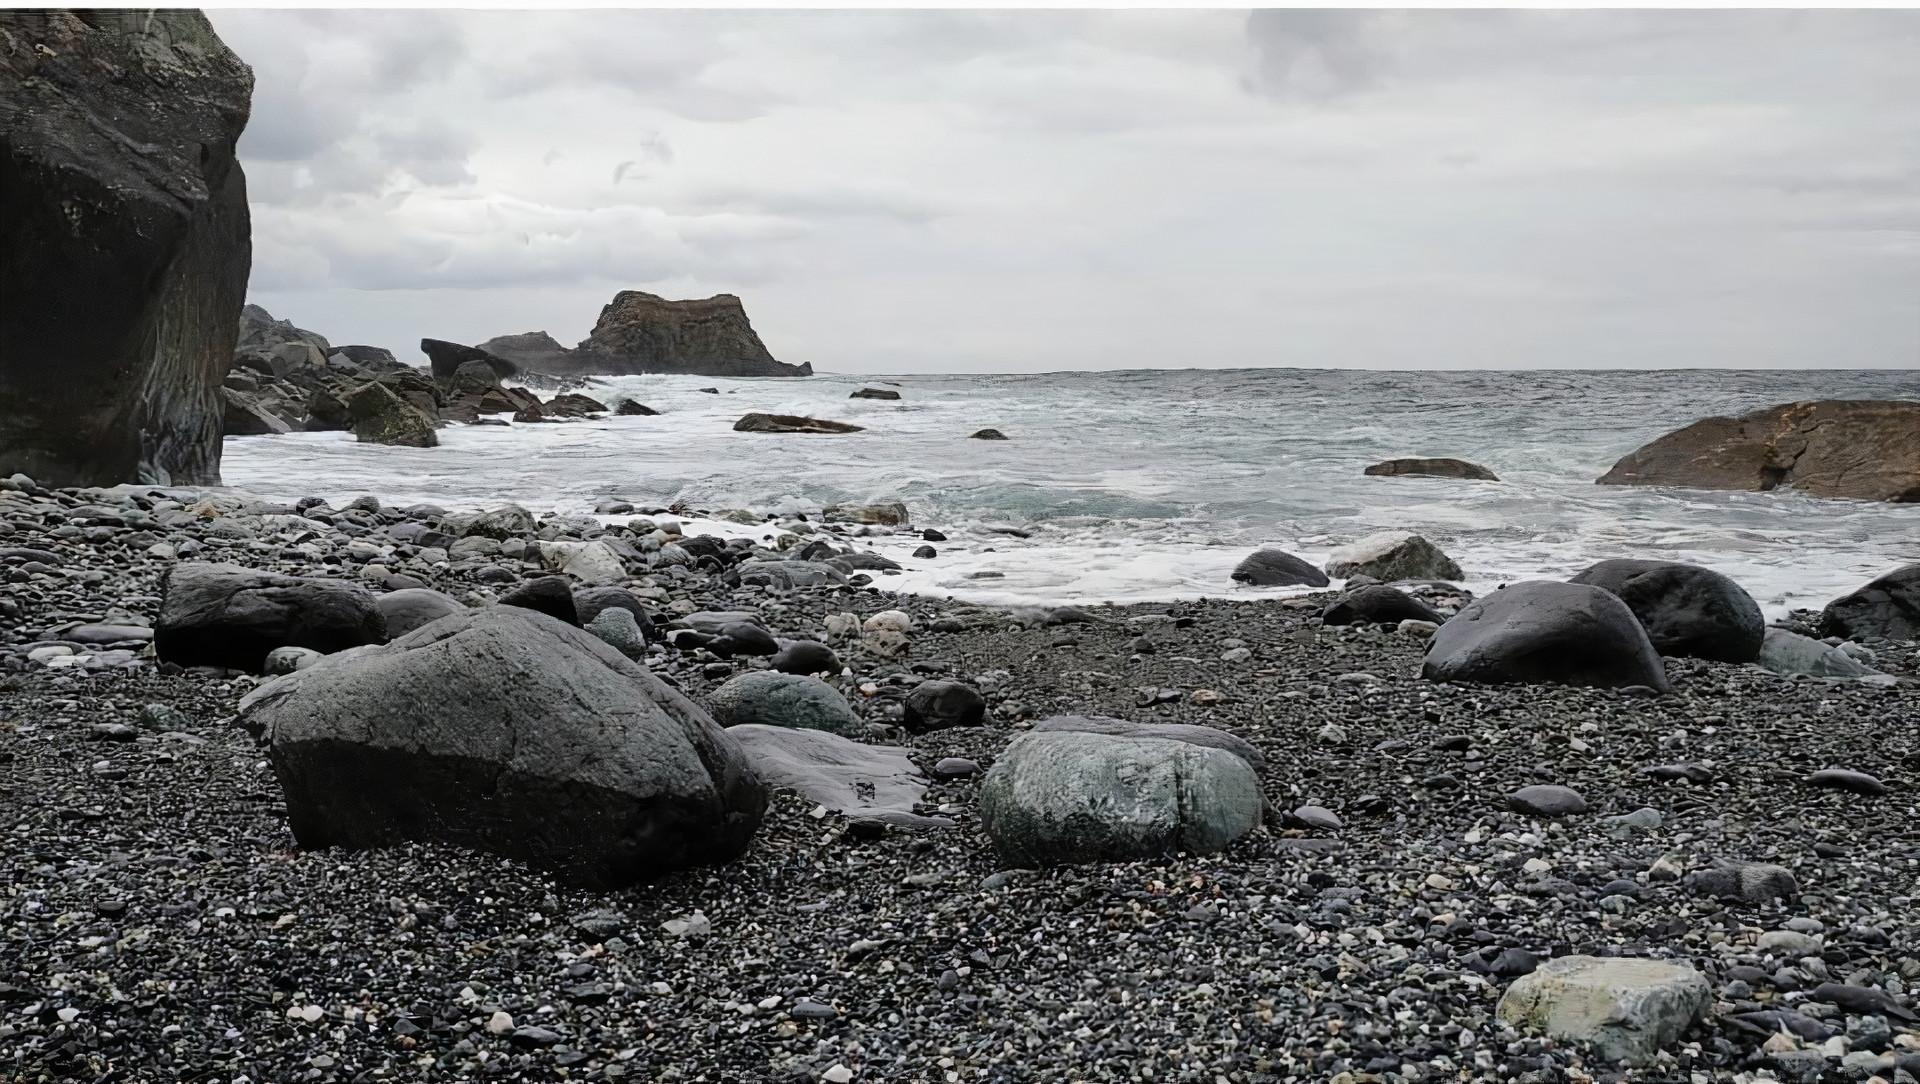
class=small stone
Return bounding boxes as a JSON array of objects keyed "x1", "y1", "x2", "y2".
[
  {"x1": 1758, "y1": 930, "x2": 1824, "y2": 958},
  {"x1": 1509, "y1": 784, "x2": 1588, "y2": 817},
  {"x1": 1290, "y1": 805, "x2": 1342, "y2": 831},
  {"x1": 822, "y1": 1066, "x2": 854, "y2": 1084},
  {"x1": 486, "y1": 1010, "x2": 514, "y2": 1034}
]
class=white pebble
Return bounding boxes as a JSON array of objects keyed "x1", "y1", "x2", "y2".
[
  {"x1": 486, "y1": 1010, "x2": 514, "y2": 1034},
  {"x1": 823, "y1": 1066, "x2": 854, "y2": 1084}
]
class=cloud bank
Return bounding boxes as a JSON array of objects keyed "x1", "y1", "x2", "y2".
[{"x1": 211, "y1": 10, "x2": 1920, "y2": 372}]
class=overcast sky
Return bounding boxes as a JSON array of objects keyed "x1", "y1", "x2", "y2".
[{"x1": 210, "y1": 9, "x2": 1920, "y2": 374}]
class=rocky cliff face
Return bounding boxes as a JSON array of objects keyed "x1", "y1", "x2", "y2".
[
  {"x1": 476, "y1": 293, "x2": 810, "y2": 379},
  {"x1": 0, "y1": 11, "x2": 254, "y2": 486},
  {"x1": 1598, "y1": 400, "x2": 1920, "y2": 503}
]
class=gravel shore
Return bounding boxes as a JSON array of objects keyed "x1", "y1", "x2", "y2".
[{"x1": 4, "y1": 480, "x2": 1918, "y2": 1083}]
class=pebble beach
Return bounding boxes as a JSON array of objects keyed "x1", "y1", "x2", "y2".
[{"x1": 4, "y1": 478, "x2": 1917, "y2": 1084}]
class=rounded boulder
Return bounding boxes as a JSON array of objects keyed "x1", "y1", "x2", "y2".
[
  {"x1": 240, "y1": 607, "x2": 767, "y2": 889},
  {"x1": 706, "y1": 671, "x2": 865, "y2": 737},
  {"x1": 1568, "y1": 558, "x2": 1764, "y2": 662},
  {"x1": 1422, "y1": 580, "x2": 1669, "y2": 691},
  {"x1": 979, "y1": 731, "x2": 1263, "y2": 867}
]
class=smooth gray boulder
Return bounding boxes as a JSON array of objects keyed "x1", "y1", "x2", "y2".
[
  {"x1": 979, "y1": 731, "x2": 1263, "y2": 867},
  {"x1": 1756, "y1": 628, "x2": 1896, "y2": 684},
  {"x1": 375, "y1": 587, "x2": 464, "y2": 639},
  {"x1": 727, "y1": 724, "x2": 936, "y2": 825},
  {"x1": 1325, "y1": 531, "x2": 1463, "y2": 582},
  {"x1": 706, "y1": 671, "x2": 864, "y2": 737},
  {"x1": 573, "y1": 586, "x2": 652, "y2": 633},
  {"x1": 1030, "y1": 714, "x2": 1266, "y2": 772},
  {"x1": 1569, "y1": 558, "x2": 1764, "y2": 662},
  {"x1": 1422, "y1": 581, "x2": 1670, "y2": 692},
  {"x1": 241, "y1": 607, "x2": 766, "y2": 889},
  {"x1": 156, "y1": 563, "x2": 386, "y2": 672},
  {"x1": 1819, "y1": 564, "x2": 1920, "y2": 642},
  {"x1": 1496, "y1": 955, "x2": 1710, "y2": 1065},
  {"x1": 1230, "y1": 547, "x2": 1330, "y2": 588}
]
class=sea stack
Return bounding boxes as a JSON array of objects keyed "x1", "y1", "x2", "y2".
[
  {"x1": 0, "y1": 10, "x2": 254, "y2": 486},
  {"x1": 478, "y1": 292, "x2": 812, "y2": 378}
]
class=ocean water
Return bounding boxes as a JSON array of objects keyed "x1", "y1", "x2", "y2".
[{"x1": 219, "y1": 368, "x2": 1920, "y2": 617}]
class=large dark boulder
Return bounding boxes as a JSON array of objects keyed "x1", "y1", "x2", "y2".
[
  {"x1": 1819, "y1": 564, "x2": 1920, "y2": 642},
  {"x1": 156, "y1": 562, "x2": 386, "y2": 672},
  {"x1": 420, "y1": 338, "x2": 519, "y2": 384},
  {"x1": 1423, "y1": 580, "x2": 1669, "y2": 691},
  {"x1": 241, "y1": 607, "x2": 767, "y2": 889},
  {"x1": 1231, "y1": 548, "x2": 1330, "y2": 588},
  {"x1": 0, "y1": 11, "x2": 253, "y2": 487},
  {"x1": 1568, "y1": 558, "x2": 1764, "y2": 662},
  {"x1": 572, "y1": 291, "x2": 812, "y2": 377},
  {"x1": 1598, "y1": 400, "x2": 1920, "y2": 503}
]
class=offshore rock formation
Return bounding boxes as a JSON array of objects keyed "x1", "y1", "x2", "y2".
[
  {"x1": 1598, "y1": 400, "x2": 1920, "y2": 503},
  {"x1": 479, "y1": 292, "x2": 812, "y2": 379},
  {"x1": 0, "y1": 10, "x2": 254, "y2": 486}
]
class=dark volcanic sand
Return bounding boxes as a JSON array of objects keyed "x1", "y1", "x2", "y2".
[{"x1": 3, "y1": 480, "x2": 1918, "y2": 1083}]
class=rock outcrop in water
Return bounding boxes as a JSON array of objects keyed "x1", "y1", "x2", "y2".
[
  {"x1": 1597, "y1": 400, "x2": 1920, "y2": 503},
  {"x1": 475, "y1": 293, "x2": 811, "y2": 379},
  {"x1": 1366, "y1": 457, "x2": 1499, "y2": 482},
  {"x1": 0, "y1": 10, "x2": 254, "y2": 486}
]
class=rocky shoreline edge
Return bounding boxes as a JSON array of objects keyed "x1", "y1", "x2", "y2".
[{"x1": 4, "y1": 476, "x2": 1917, "y2": 1083}]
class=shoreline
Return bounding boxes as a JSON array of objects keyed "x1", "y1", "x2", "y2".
[{"x1": 4, "y1": 475, "x2": 1918, "y2": 1080}]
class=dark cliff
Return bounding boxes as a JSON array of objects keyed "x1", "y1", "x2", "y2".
[{"x1": 0, "y1": 10, "x2": 254, "y2": 486}]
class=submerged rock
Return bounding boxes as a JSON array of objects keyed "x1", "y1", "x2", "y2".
[
  {"x1": 1423, "y1": 580, "x2": 1669, "y2": 691},
  {"x1": 733, "y1": 413, "x2": 863, "y2": 434},
  {"x1": 244, "y1": 607, "x2": 766, "y2": 889},
  {"x1": 851, "y1": 387, "x2": 901, "y2": 400},
  {"x1": 1364, "y1": 457, "x2": 1499, "y2": 481},
  {"x1": 1568, "y1": 558, "x2": 1764, "y2": 662},
  {"x1": 1325, "y1": 531, "x2": 1463, "y2": 582},
  {"x1": 1597, "y1": 399, "x2": 1920, "y2": 502},
  {"x1": 0, "y1": 11, "x2": 254, "y2": 487},
  {"x1": 1496, "y1": 955, "x2": 1710, "y2": 1065},
  {"x1": 980, "y1": 730, "x2": 1262, "y2": 867},
  {"x1": 970, "y1": 428, "x2": 1009, "y2": 440}
]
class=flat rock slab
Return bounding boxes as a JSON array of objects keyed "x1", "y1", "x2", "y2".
[
  {"x1": 1756, "y1": 627, "x2": 1896, "y2": 684},
  {"x1": 1497, "y1": 955, "x2": 1710, "y2": 1065},
  {"x1": 727, "y1": 724, "x2": 930, "y2": 823}
]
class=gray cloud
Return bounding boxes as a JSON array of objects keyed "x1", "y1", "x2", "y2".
[{"x1": 209, "y1": 9, "x2": 1920, "y2": 372}]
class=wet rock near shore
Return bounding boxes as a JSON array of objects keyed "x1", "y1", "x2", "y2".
[{"x1": 1598, "y1": 399, "x2": 1920, "y2": 503}]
